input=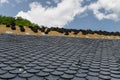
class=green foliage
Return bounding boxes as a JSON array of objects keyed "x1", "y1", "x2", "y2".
[
  {"x1": 0, "y1": 15, "x2": 2, "y2": 24},
  {"x1": 15, "y1": 17, "x2": 32, "y2": 26},
  {"x1": 0, "y1": 15, "x2": 38, "y2": 27},
  {"x1": 0, "y1": 15, "x2": 15, "y2": 25}
]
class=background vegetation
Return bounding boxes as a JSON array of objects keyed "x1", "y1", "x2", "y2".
[
  {"x1": 0, "y1": 15, "x2": 120, "y2": 36},
  {"x1": 0, "y1": 15, "x2": 37, "y2": 27}
]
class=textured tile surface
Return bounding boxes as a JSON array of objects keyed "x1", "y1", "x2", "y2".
[{"x1": 0, "y1": 34, "x2": 120, "y2": 80}]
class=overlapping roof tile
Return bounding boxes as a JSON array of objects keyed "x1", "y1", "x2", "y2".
[{"x1": 0, "y1": 34, "x2": 120, "y2": 80}]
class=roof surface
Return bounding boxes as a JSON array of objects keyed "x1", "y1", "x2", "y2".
[{"x1": 0, "y1": 34, "x2": 120, "y2": 80}]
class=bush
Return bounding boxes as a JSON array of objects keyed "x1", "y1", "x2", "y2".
[
  {"x1": 19, "y1": 25, "x2": 25, "y2": 32},
  {"x1": 11, "y1": 25, "x2": 16, "y2": 30},
  {"x1": 40, "y1": 27, "x2": 46, "y2": 32},
  {"x1": 0, "y1": 16, "x2": 15, "y2": 25},
  {"x1": 64, "y1": 31, "x2": 69, "y2": 35},
  {"x1": 28, "y1": 26, "x2": 38, "y2": 33},
  {"x1": 45, "y1": 28, "x2": 51, "y2": 34},
  {"x1": 73, "y1": 30, "x2": 79, "y2": 35},
  {"x1": 6, "y1": 25, "x2": 10, "y2": 27},
  {"x1": 28, "y1": 26, "x2": 32, "y2": 29},
  {"x1": 32, "y1": 26, "x2": 38, "y2": 33},
  {"x1": 45, "y1": 31, "x2": 49, "y2": 34}
]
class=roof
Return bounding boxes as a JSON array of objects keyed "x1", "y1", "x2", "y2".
[{"x1": 0, "y1": 34, "x2": 120, "y2": 80}]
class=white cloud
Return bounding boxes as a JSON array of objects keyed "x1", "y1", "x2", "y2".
[
  {"x1": 53, "y1": 0, "x2": 61, "y2": 4},
  {"x1": 0, "y1": 0, "x2": 8, "y2": 4},
  {"x1": 88, "y1": 0, "x2": 120, "y2": 21},
  {"x1": 46, "y1": 1, "x2": 51, "y2": 5},
  {"x1": 16, "y1": 0, "x2": 86, "y2": 28}
]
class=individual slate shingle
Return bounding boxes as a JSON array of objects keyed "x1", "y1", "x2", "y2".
[
  {"x1": 42, "y1": 68, "x2": 54, "y2": 73},
  {"x1": 51, "y1": 71, "x2": 64, "y2": 76},
  {"x1": 110, "y1": 67, "x2": 119, "y2": 71},
  {"x1": 45, "y1": 75, "x2": 60, "y2": 80},
  {"x1": 47, "y1": 65, "x2": 58, "y2": 69},
  {"x1": 38, "y1": 63, "x2": 49, "y2": 67},
  {"x1": 111, "y1": 73, "x2": 120, "y2": 79},
  {"x1": 34, "y1": 66, "x2": 45, "y2": 70},
  {"x1": 2, "y1": 66, "x2": 15, "y2": 71},
  {"x1": 80, "y1": 66, "x2": 89, "y2": 70},
  {"x1": 78, "y1": 69, "x2": 88, "y2": 73},
  {"x1": 100, "y1": 68, "x2": 110, "y2": 72},
  {"x1": 111, "y1": 78, "x2": 120, "y2": 80},
  {"x1": 4, "y1": 61, "x2": 15, "y2": 64},
  {"x1": 0, "y1": 69, "x2": 7, "y2": 75},
  {"x1": 86, "y1": 76, "x2": 100, "y2": 80},
  {"x1": 12, "y1": 58, "x2": 21, "y2": 62},
  {"x1": 0, "y1": 63, "x2": 7, "y2": 67},
  {"x1": 0, "y1": 73, "x2": 16, "y2": 79},
  {"x1": 18, "y1": 61, "x2": 29, "y2": 64},
  {"x1": 37, "y1": 71, "x2": 49, "y2": 77},
  {"x1": 88, "y1": 71, "x2": 99, "y2": 76},
  {"x1": 72, "y1": 77, "x2": 86, "y2": 80},
  {"x1": 26, "y1": 63, "x2": 36, "y2": 67},
  {"x1": 51, "y1": 62, "x2": 61, "y2": 66},
  {"x1": 110, "y1": 70, "x2": 120, "y2": 74},
  {"x1": 65, "y1": 70, "x2": 77, "y2": 75},
  {"x1": 19, "y1": 73, "x2": 33, "y2": 78},
  {"x1": 69, "y1": 66, "x2": 78, "y2": 70},
  {"x1": 10, "y1": 76, "x2": 26, "y2": 80},
  {"x1": 28, "y1": 76, "x2": 45, "y2": 80},
  {"x1": 61, "y1": 74, "x2": 74, "y2": 79},
  {"x1": 75, "y1": 73, "x2": 87, "y2": 78},
  {"x1": 100, "y1": 71, "x2": 110, "y2": 75},
  {"x1": 99, "y1": 74, "x2": 111, "y2": 80},
  {"x1": 56, "y1": 67, "x2": 68, "y2": 72},
  {"x1": 26, "y1": 68, "x2": 40, "y2": 73},
  {"x1": 9, "y1": 68, "x2": 24, "y2": 74},
  {"x1": 89, "y1": 68, "x2": 100, "y2": 72},
  {"x1": 11, "y1": 63, "x2": 23, "y2": 68}
]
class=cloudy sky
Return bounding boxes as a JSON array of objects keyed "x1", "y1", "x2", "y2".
[{"x1": 0, "y1": 0, "x2": 120, "y2": 32}]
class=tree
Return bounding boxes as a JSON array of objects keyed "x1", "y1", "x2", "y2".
[
  {"x1": 0, "y1": 16, "x2": 15, "y2": 25},
  {"x1": 15, "y1": 17, "x2": 34, "y2": 27},
  {"x1": 0, "y1": 15, "x2": 2, "y2": 24}
]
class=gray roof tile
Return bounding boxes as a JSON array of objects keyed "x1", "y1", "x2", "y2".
[
  {"x1": 51, "y1": 71, "x2": 64, "y2": 76},
  {"x1": 37, "y1": 71, "x2": 49, "y2": 77},
  {"x1": 0, "y1": 69, "x2": 7, "y2": 75},
  {"x1": 75, "y1": 73, "x2": 87, "y2": 78},
  {"x1": 0, "y1": 73, "x2": 16, "y2": 79},
  {"x1": 19, "y1": 73, "x2": 33, "y2": 78},
  {"x1": 2, "y1": 66, "x2": 15, "y2": 71},
  {"x1": 61, "y1": 73, "x2": 74, "y2": 79},
  {"x1": 0, "y1": 63, "x2": 7, "y2": 67},
  {"x1": 10, "y1": 68, "x2": 24, "y2": 74},
  {"x1": 0, "y1": 34, "x2": 120, "y2": 80},
  {"x1": 86, "y1": 76, "x2": 99, "y2": 80},
  {"x1": 27, "y1": 69, "x2": 40, "y2": 73},
  {"x1": 65, "y1": 70, "x2": 77, "y2": 75},
  {"x1": 10, "y1": 76, "x2": 26, "y2": 80}
]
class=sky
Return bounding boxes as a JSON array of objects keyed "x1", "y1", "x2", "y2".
[{"x1": 0, "y1": 0, "x2": 120, "y2": 32}]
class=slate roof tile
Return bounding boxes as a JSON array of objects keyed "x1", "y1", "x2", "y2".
[
  {"x1": 0, "y1": 34, "x2": 120, "y2": 80},
  {"x1": 0, "y1": 73, "x2": 16, "y2": 79}
]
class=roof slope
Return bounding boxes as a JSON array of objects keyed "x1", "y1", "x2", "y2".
[{"x1": 0, "y1": 34, "x2": 120, "y2": 80}]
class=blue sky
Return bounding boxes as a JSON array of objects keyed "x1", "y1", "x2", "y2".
[{"x1": 0, "y1": 0, "x2": 120, "y2": 32}]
